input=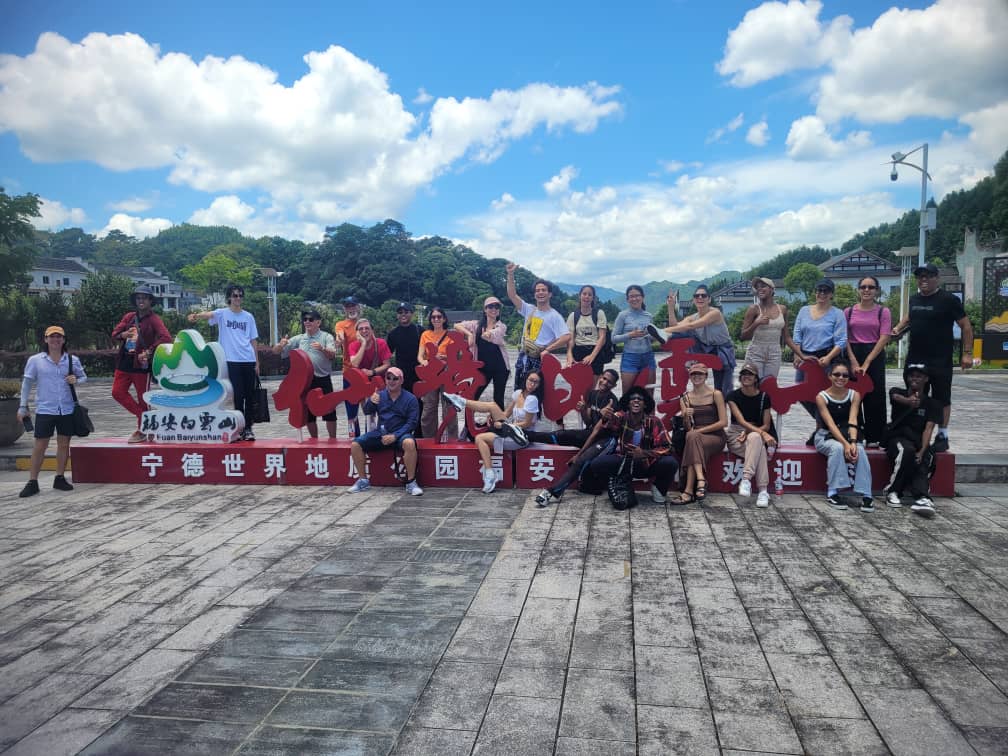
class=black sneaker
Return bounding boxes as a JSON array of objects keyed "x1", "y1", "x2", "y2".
[
  {"x1": 860, "y1": 497, "x2": 875, "y2": 513},
  {"x1": 931, "y1": 436, "x2": 949, "y2": 454},
  {"x1": 499, "y1": 421, "x2": 529, "y2": 447},
  {"x1": 646, "y1": 324, "x2": 669, "y2": 345},
  {"x1": 19, "y1": 480, "x2": 39, "y2": 498},
  {"x1": 535, "y1": 489, "x2": 559, "y2": 508},
  {"x1": 825, "y1": 494, "x2": 848, "y2": 511},
  {"x1": 53, "y1": 475, "x2": 74, "y2": 491},
  {"x1": 243, "y1": 428, "x2": 256, "y2": 442}
]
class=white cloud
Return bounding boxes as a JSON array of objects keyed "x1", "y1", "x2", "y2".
[
  {"x1": 491, "y1": 192, "x2": 515, "y2": 210},
  {"x1": 98, "y1": 213, "x2": 173, "y2": 239},
  {"x1": 816, "y1": 0, "x2": 1008, "y2": 125},
  {"x1": 746, "y1": 121, "x2": 770, "y2": 147},
  {"x1": 33, "y1": 197, "x2": 86, "y2": 230},
  {"x1": 188, "y1": 195, "x2": 325, "y2": 241},
  {"x1": 658, "y1": 160, "x2": 685, "y2": 174},
  {"x1": 956, "y1": 102, "x2": 1008, "y2": 164},
  {"x1": 544, "y1": 165, "x2": 578, "y2": 196},
  {"x1": 717, "y1": 0, "x2": 852, "y2": 86},
  {"x1": 413, "y1": 87, "x2": 433, "y2": 105},
  {"x1": 706, "y1": 112, "x2": 745, "y2": 144},
  {"x1": 0, "y1": 33, "x2": 621, "y2": 224},
  {"x1": 107, "y1": 196, "x2": 155, "y2": 213},
  {"x1": 785, "y1": 115, "x2": 870, "y2": 160}
]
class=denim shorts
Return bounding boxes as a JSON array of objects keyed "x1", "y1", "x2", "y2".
[{"x1": 620, "y1": 350, "x2": 656, "y2": 374}]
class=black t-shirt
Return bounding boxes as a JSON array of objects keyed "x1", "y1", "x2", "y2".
[
  {"x1": 888, "y1": 387, "x2": 942, "y2": 439},
  {"x1": 475, "y1": 323, "x2": 508, "y2": 373},
  {"x1": 726, "y1": 388, "x2": 778, "y2": 442},
  {"x1": 386, "y1": 324, "x2": 422, "y2": 374},
  {"x1": 583, "y1": 389, "x2": 616, "y2": 427},
  {"x1": 906, "y1": 289, "x2": 965, "y2": 365}
]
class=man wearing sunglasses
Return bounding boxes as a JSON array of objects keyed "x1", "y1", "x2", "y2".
[
  {"x1": 349, "y1": 366, "x2": 423, "y2": 496},
  {"x1": 386, "y1": 302, "x2": 423, "y2": 395},
  {"x1": 188, "y1": 283, "x2": 260, "y2": 441},
  {"x1": 273, "y1": 310, "x2": 338, "y2": 438}
]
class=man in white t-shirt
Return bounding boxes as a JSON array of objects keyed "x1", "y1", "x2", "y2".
[
  {"x1": 506, "y1": 262, "x2": 570, "y2": 389},
  {"x1": 188, "y1": 284, "x2": 260, "y2": 441}
]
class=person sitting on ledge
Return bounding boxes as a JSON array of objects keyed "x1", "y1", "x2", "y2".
[
  {"x1": 882, "y1": 364, "x2": 941, "y2": 517},
  {"x1": 444, "y1": 370, "x2": 544, "y2": 494},
  {"x1": 348, "y1": 367, "x2": 423, "y2": 496}
]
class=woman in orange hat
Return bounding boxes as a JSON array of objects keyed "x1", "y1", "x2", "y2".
[{"x1": 16, "y1": 325, "x2": 87, "y2": 498}]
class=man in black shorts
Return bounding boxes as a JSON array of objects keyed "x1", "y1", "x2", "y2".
[
  {"x1": 890, "y1": 263, "x2": 975, "y2": 452},
  {"x1": 348, "y1": 367, "x2": 423, "y2": 496}
]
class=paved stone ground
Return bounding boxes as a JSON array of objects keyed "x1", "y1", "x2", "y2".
[{"x1": 1, "y1": 473, "x2": 1007, "y2": 755}]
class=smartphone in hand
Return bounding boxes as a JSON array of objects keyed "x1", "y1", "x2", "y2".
[{"x1": 22, "y1": 415, "x2": 33, "y2": 433}]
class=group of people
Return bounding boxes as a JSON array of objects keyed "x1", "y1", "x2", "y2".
[{"x1": 15, "y1": 260, "x2": 973, "y2": 510}]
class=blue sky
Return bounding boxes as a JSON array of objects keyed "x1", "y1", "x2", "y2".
[{"x1": 2, "y1": 0, "x2": 1006, "y2": 288}]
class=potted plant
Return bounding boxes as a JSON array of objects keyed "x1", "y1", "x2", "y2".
[{"x1": 0, "y1": 379, "x2": 25, "y2": 446}]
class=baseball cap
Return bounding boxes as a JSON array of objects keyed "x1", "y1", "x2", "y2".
[
  {"x1": 751, "y1": 277, "x2": 775, "y2": 289},
  {"x1": 386, "y1": 366, "x2": 404, "y2": 379},
  {"x1": 483, "y1": 296, "x2": 502, "y2": 308},
  {"x1": 815, "y1": 278, "x2": 835, "y2": 292},
  {"x1": 342, "y1": 296, "x2": 361, "y2": 306},
  {"x1": 396, "y1": 302, "x2": 414, "y2": 312},
  {"x1": 739, "y1": 362, "x2": 760, "y2": 377},
  {"x1": 905, "y1": 363, "x2": 930, "y2": 376},
  {"x1": 44, "y1": 325, "x2": 65, "y2": 337},
  {"x1": 301, "y1": 309, "x2": 321, "y2": 321},
  {"x1": 913, "y1": 263, "x2": 940, "y2": 277}
]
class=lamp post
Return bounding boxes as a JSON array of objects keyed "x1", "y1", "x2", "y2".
[
  {"x1": 258, "y1": 267, "x2": 283, "y2": 345},
  {"x1": 889, "y1": 143, "x2": 933, "y2": 269}
]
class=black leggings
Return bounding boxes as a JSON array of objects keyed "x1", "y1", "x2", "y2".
[
  {"x1": 850, "y1": 342, "x2": 885, "y2": 443},
  {"x1": 478, "y1": 368, "x2": 510, "y2": 410}
]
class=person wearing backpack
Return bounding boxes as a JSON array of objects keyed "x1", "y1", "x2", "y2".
[
  {"x1": 845, "y1": 276, "x2": 891, "y2": 446},
  {"x1": 566, "y1": 285, "x2": 611, "y2": 375}
]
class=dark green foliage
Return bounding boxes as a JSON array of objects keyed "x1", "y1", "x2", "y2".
[{"x1": 0, "y1": 188, "x2": 42, "y2": 291}]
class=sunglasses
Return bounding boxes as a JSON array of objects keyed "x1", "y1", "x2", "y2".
[
  {"x1": 485, "y1": 303, "x2": 501, "y2": 309},
  {"x1": 740, "y1": 371, "x2": 757, "y2": 378},
  {"x1": 858, "y1": 285, "x2": 877, "y2": 290},
  {"x1": 831, "y1": 372, "x2": 850, "y2": 378},
  {"x1": 689, "y1": 371, "x2": 707, "y2": 377},
  {"x1": 815, "y1": 288, "x2": 832, "y2": 294},
  {"x1": 693, "y1": 293, "x2": 709, "y2": 299},
  {"x1": 302, "y1": 317, "x2": 318, "y2": 322},
  {"x1": 385, "y1": 374, "x2": 401, "y2": 381},
  {"x1": 430, "y1": 315, "x2": 444, "y2": 320},
  {"x1": 230, "y1": 292, "x2": 244, "y2": 298}
]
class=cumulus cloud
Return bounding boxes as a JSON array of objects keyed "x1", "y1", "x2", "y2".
[
  {"x1": 98, "y1": 213, "x2": 173, "y2": 239},
  {"x1": 706, "y1": 113, "x2": 745, "y2": 144},
  {"x1": 107, "y1": 196, "x2": 155, "y2": 213},
  {"x1": 491, "y1": 192, "x2": 515, "y2": 210},
  {"x1": 717, "y1": 0, "x2": 852, "y2": 86},
  {"x1": 188, "y1": 195, "x2": 326, "y2": 241},
  {"x1": 0, "y1": 32, "x2": 621, "y2": 224},
  {"x1": 413, "y1": 87, "x2": 433, "y2": 105},
  {"x1": 785, "y1": 115, "x2": 870, "y2": 160},
  {"x1": 544, "y1": 165, "x2": 578, "y2": 196},
  {"x1": 746, "y1": 121, "x2": 770, "y2": 147},
  {"x1": 33, "y1": 197, "x2": 87, "y2": 230}
]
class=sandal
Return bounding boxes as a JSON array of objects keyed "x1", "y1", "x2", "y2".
[
  {"x1": 695, "y1": 480, "x2": 707, "y2": 502},
  {"x1": 673, "y1": 491, "x2": 695, "y2": 504}
]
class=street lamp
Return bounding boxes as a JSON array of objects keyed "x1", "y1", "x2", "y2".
[
  {"x1": 889, "y1": 143, "x2": 934, "y2": 269},
  {"x1": 258, "y1": 267, "x2": 283, "y2": 345}
]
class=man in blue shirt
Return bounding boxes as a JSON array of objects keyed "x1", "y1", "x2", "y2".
[{"x1": 348, "y1": 366, "x2": 423, "y2": 495}]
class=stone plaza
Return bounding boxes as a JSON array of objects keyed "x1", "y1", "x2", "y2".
[{"x1": 0, "y1": 367, "x2": 1006, "y2": 754}]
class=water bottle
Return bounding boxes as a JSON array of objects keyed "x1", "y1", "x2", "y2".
[
  {"x1": 774, "y1": 473, "x2": 784, "y2": 499},
  {"x1": 125, "y1": 335, "x2": 136, "y2": 353}
]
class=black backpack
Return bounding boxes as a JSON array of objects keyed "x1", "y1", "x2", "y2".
[{"x1": 574, "y1": 308, "x2": 615, "y2": 363}]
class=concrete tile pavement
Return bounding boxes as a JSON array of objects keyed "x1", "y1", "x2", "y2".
[{"x1": 1, "y1": 469, "x2": 1006, "y2": 754}]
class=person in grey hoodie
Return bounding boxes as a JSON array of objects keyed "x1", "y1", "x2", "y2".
[{"x1": 611, "y1": 284, "x2": 655, "y2": 393}]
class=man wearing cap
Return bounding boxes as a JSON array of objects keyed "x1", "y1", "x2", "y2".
[
  {"x1": 348, "y1": 366, "x2": 423, "y2": 496},
  {"x1": 111, "y1": 285, "x2": 173, "y2": 443},
  {"x1": 386, "y1": 302, "x2": 423, "y2": 395},
  {"x1": 333, "y1": 296, "x2": 364, "y2": 437},
  {"x1": 273, "y1": 310, "x2": 338, "y2": 438},
  {"x1": 505, "y1": 262, "x2": 570, "y2": 390},
  {"x1": 891, "y1": 263, "x2": 975, "y2": 452},
  {"x1": 741, "y1": 277, "x2": 799, "y2": 380}
]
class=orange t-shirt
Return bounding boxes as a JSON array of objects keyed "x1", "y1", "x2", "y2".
[{"x1": 333, "y1": 318, "x2": 357, "y2": 350}]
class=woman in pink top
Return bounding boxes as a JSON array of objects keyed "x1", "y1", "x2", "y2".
[{"x1": 845, "y1": 275, "x2": 892, "y2": 446}]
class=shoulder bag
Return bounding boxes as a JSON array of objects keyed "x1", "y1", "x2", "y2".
[{"x1": 67, "y1": 355, "x2": 94, "y2": 437}]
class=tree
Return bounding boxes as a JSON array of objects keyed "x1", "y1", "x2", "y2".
[
  {"x1": 70, "y1": 271, "x2": 135, "y2": 348},
  {"x1": 833, "y1": 283, "x2": 857, "y2": 309},
  {"x1": 783, "y1": 263, "x2": 823, "y2": 301},
  {"x1": 0, "y1": 188, "x2": 42, "y2": 291},
  {"x1": 179, "y1": 247, "x2": 255, "y2": 304}
]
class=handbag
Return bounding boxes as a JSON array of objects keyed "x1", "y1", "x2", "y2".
[
  {"x1": 607, "y1": 455, "x2": 638, "y2": 510},
  {"x1": 67, "y1": 358, "x2": 93, "y2": 437},
  {"x1": 250, "y1": 375, "x2": 271, "y2": 424}
]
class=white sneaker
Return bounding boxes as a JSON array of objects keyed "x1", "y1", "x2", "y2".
[
  {"x1": 443, "y1": 392, "x2": 467, "y2": 411},
  {"x1": 349, "y1": 478, "x2": 371, "y2": 493},
  {"x1": 910, "y1": 497, "x2": 935, "y2": 518},
  {"x1": 755, "y1": 491, "x2": 770, "y2": 508},
  {"x1": 405, "y1": 480, "x2": 424, "y2": 496},
  {"x1": 645, "y1": 324, "x2": 669, "y2": 344},
  {"x1": 738, "y1": 479, "x2": 752, "y2": 497},
  {"x1": 651, "y1": 485, "x2": 666, "y2": 504},
  {"x1": 482, "y1": 468, "x2": 497, "y2": 494},
  {"x1": 886, "y1": 490, "x2": 902, "y2": 507}
]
